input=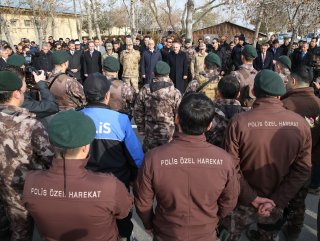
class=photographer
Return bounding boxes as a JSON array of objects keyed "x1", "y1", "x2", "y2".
[{"x1": 2, "y1": 55, "x2": 59, "y2": 119}]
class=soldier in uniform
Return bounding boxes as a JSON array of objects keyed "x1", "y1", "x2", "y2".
[
  {"x1": 102, "y1": 57, "x2": 136, "y2": 119},
  {"x1": 102, "y1": 42, "x2": 119, "y2": 61},
  {"x1": 120, "y1": 39, "x2": 141, "y2": 93},
  {"x1": 185, "y1": 52, "x2": 221, "y2": 101},
  {"x1": 47, "y1": 50, "x2": 86, "y2": 110},
  {"x1": 183, "y1": 38, "x2": 196, "y2": 83},
  {"x1": 134, "y1": 93, "x2": 239, "y2": 241},
  {"x1": 224, "y1": 70, "x2": 311, "y2": 241},
  {"x1": 23, "y1": 110, "x2": 133, "y2": 241},
  {"x1": 231, "y1": 44, "x2": 258, "y2": 108},
  {"x1": 275, "y1": 55, "x2": 291, "y2": 85},
  {"x1": 134, "y1": 61, "x2": 181, "y2": 153},
  {"x1": 0, "y1": 71, "x2": 53, "y2": 241},
  {"x1": 190, "y1": 42, "x2": 208, "y2": 79}
]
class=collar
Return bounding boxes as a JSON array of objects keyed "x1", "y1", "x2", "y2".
[
  {"x1": 216, "y1": 99, "x2": 241, "y2": 106},
  {"x1": 0, "y1": 104, "x2": 33, "y2": 117},
  {"x1": 85, "y1": 102, "x2": 110, "y2": 109},
  {"x1": 152, "y1": 76, "x2": 172, "y2": 83},
  {"x1": 173, "y1": 132, "x2": 207, "y2": 144},
  {"x1": 49, "y1": 158, "x2": 89, "y2": 176},
  {"x1": 281, "y1": 87, "x2": 315, "y2": 100},
  {"x1": 252, "y1": 97, "x2": 284, "y2": 109}
]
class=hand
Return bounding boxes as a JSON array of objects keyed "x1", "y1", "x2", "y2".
[
  {"x1": 258, "y1": 202, "x2": 274, "y2": 217},
  {"x1": 71, "y1": 69, "x2": 78, "y2": 73},
  {"x1": 251, "y1": 196, "x2": 275, "y2": 209},
  {"x1": 142, "y1": 75, "x2": 146, "y2": 78},
  {"x1": 313, "y1": 81, "x2": 320, "y2": 90},
  {"x1": 32, "y1": 70, "x2": 45, "y2": 83},
  {"x1": 183, "y1": 75, "x2": 187, "y2": 79}
]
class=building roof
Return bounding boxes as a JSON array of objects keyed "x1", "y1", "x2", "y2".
[
  {"x1": 0, "y1": 0, "x2": 81, "y2": 15},
  {"x1": 194, "y1": 21, "x2": 267, "y2": 37}
]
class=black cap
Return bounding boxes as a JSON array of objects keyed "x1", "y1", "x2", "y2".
[{"x1": 83, "y1": 73, "x2": 111, "y2": 102}]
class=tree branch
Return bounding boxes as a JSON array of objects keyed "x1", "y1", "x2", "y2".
[
  {"x1": 194, "y1": 0, "x2": 216, "y2": 12},
  {"x1": 193, "y1": 2, "x2": 226, "y2": 26}
]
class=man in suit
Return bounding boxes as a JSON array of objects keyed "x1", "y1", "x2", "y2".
[
  {"x1": 167, "y1": 42, "x2": 188, "y2": 93},
  {"x1": 291, "y1": 42, "x2": 313, "y2": 71},
  {"x1": 32, "y1": 42, "x2": 54, "y2": 74},
  {"x1": 94, "y1": 37, "x2": 106, "y2": 56},
  {"x1": 268, "y1": 39, "x2": 283, "y2": 66},
  {"x1": 0, "y1": 46, "x2": 9, "y2": 69},
  {"x1": 83, "y1": 41, "x2": 102, "y2": 78},
  {"x1": 67, "y1": 41, "x2": 83, "y2": 83},
  {"x1": 254, "y1": 42, "x2": 273, "y2": 71}
]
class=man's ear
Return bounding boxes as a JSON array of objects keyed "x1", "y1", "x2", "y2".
[
  {"x1": 206, "y1": 121, "x2": 213, "y2": 131},
  {"x1": 105, "y1": 91, "x2": 110, "y2": 104},
  {"x1": 175, "y1": 115, "x2": 180, "y2": 126}
]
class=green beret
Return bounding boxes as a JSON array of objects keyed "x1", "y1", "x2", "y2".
[
  {"x1": 48, "y1": 110, "x2": 96, "y2": 149},
  {"x1": 52, "y1": 50, "x2": 70, "y2": 65},
  {"x1": 0, "y1": 71, "x2": 22, "y2": 91},
  {"x1": 205, "y1": 53, "x2": 221, "y2": 67},
  {"x1": 277, "y1": 56, "x2": 291, "y2": 69},
  {"x1": 254, "y1": 69, "x2": 286, "y2": 96},
  {"x1": 7, "y1": 54, "x2": 25, "y2": 67},
  {"x1": 242, "y1": 45, "x2": 258, "y2": 59},
  {"x1": 103, "y1": 57, "x2": 120, "y2": 72},
  {"x1": 154, "y1": 61, "x2": 170, "y2": 75},
  {"x1": 185, "y1": 38, "x2": 192, "y2": 44}
]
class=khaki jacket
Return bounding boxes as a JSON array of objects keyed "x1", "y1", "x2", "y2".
[
  {"x1": 120, "y1": 49, "x2": 140, "y2": 77},
  {"x1": 190, "y1": 51, "x2": 208, "y2": 78}
]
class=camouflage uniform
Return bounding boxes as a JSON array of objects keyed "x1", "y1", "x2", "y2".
[
  {"x1": 134, "y1": 76, "x2": 181, "y2": 153},
  {"x1": 225, "y1": 205, "x2": 284, "y2": 241},
  {"x1": 231, "y1": 64, "x2": 257, "y2": 107},
  {"x1": 206, "y1": 99, "x2": 244, "y2": 147},
  {"x1": 108, "y1": 77, "x2": 137, "y2": 118},
  {"x1": 47, "y1": 70, "x2": 86, "y2": 110},
  {"x1": 185, "y1": 70, "x2": 220, "y2": 100},
  {"x1": 102, "y1": 52, "x2": 119, "y2": 61},
  {"x1": 184, "y1": 47, "x2": 196, "y2": 84},
  {"x1": 0, "y1": 105, "x2": 53, "y2": 241},
  {"x1": 120, "y1": 49, "x2": 141, "y2": 93},
  {"x1": 190, "y1": 51, "x2": 208, "y2": 79}
]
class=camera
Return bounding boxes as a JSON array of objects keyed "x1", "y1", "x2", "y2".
[{"x1": 24, "y1": 66, "x2": 48, "y2": 87}]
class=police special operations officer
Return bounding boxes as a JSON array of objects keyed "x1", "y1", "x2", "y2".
[
  {"x1": 134, "y1": 93, "x2": 239, "y2": 241},
  {"x1": 102, "y1": 57, "x2": 136, "y2": 119},
  {"x1": 47, "y1": 50, "x2": 86, "y2": 110},
  {"x1": 81, "y1": 73, "x2": 144, "y2": 241},
  {"x1": 224, "y1": 70, "x2": 311, "y2": 241},
  {"x1": 23, "y1": 110, "x2": 133, "y2": 241}
]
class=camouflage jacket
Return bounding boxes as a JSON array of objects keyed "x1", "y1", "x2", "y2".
[
  {"x1": 190, "y1": 51, "x2": 208, "y2": 79},
  {"x1": 206, "y1": 99, "x2": 244, "y2": 147},
  {"x1": 134, "y1": 76, "x2": 181, "y2": 152},
  {"x1": 108, "y1": 77, "x2": 136, "y2": 117},
  {"x1": 0, "y1": 105, "x2": 53, "y2": 205},
  {"x1": 185, "y1": 71, "x2": 220, "y2": 100},
  {"x1": 48, "y1": 71, "x2": 86, "y2": 110},
  {"x1": 102, "y1": 52, "x2": 119, "y2": 60},
  {"x1": 120, "y1": 49, "x2": 141, "y2": 77},
  {"x1": 184, "y1": 47, "x2": 196, "y2": 64},
  {"x1": 231, "y1": 64, "x2": 257, "y2": 107}
]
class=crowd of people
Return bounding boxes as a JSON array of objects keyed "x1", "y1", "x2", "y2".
[{"x1": 0, "y1": 31, "x2": 319, "y2": 241}]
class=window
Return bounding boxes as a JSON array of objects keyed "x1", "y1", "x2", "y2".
[
  {"x1": 10, "y1": 19, "x2": 18, "y2": 26},
  {"x1": 24, "y1": 20, "x2": 32, "y2": 27}
]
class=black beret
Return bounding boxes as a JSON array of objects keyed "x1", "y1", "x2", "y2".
[
  {"x1": 254, "y1": 69, "x2": 286, "y2": 96},
  {"x1": 103, "y1": 57, "x2": 120, "y2": 72},
  {"x1": 83, "y1": 73, "x2": 111, "y2": 102},
  {"x1": 52, "y1": 50, "x2": 70, "y2": 65}
]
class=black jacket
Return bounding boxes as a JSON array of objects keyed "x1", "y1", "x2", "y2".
[
  {"x1": 268, "y1": 47, "x2": 283, "y2": 61},
  {"x1": 32, "y1": 51, "x2": 54, "y2": 72},
  {"x1": 290, "y1": 50, "x2": 313, "y2": 71},
  {"x1": 253, "y1": 51, "x2": 273, "y2": 71},
  {"x1": 82, "y1": 50, "x2": 102, "y2": 75},
  {"x1": 141, "y1": 49, "x2": 162, "y2": 84},
  {"x1": 167, "y1": 51, "x2": 188, "y2": 93},
  {"x1": 67, "y1": 50, "x2": 82, "y2": 80}
]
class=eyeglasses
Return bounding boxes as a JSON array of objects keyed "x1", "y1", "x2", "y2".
[{"x1": 167, "y1": 41, "x2": 173, "y2": 43}]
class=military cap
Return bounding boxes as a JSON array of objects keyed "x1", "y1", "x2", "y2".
[
  {"x1": 185, "y1": 38, "x2": 192, "y2": 44},
  {"x1": 205, "y1": 53, "x2": 221, "y2": 67},
  {"x1": 254, "y1": 69, "x2": 286, "y2": 96},
  {"x1": 7, "y1": 54, "x2": 25, "y2": 67},
  {"x1": 277, "y1": 56, "x2": 291, "y2": 69},
  {"x1": 126, "y1": 38, "x2": 133, "y2": 45},
  {"x1": 154, "y1": 61, "x2": 170, "y2": 75},
  {"x1": 103, "y1": 57, "x2": 120, "y2": 72},
  {"x1": 199, "y1": 43, "x2": 206, "y2": 49},
  {"x1": 48, "y1": 110, "x2": 96, "y2": 149},
  {"x1": 83, "y1": 73, "x2": 111, "y2": 102},
  {"x1": 52, "y1": 50, "x2": 70, "y2": 65},
  {"x1": 106, "y1": 43, "x2": 113, "y2": 49},
  {"x1": 0, "y1": 71, "x2": 22, "y2": 91},
  {"x1": 242, "y1": 45, "x2": 258, "y2": 59}
]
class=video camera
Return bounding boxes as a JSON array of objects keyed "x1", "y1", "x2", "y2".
[{"x1": 24, "y1": 66, "x2": 48, "y2": 87}]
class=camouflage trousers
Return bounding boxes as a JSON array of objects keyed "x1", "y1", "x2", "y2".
[
  {"x1": 0, "y1": 197, "x2": 32, "y2": 241},
  {"x1": 282, "y1": 185, "x2": 308, "y2": 240},
  {"x1": 224, "y1": 205, "x2": 283, "y2": 241},
  {"x1": 122, "y1": 77, "x2": 139, "y2": 93}
]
